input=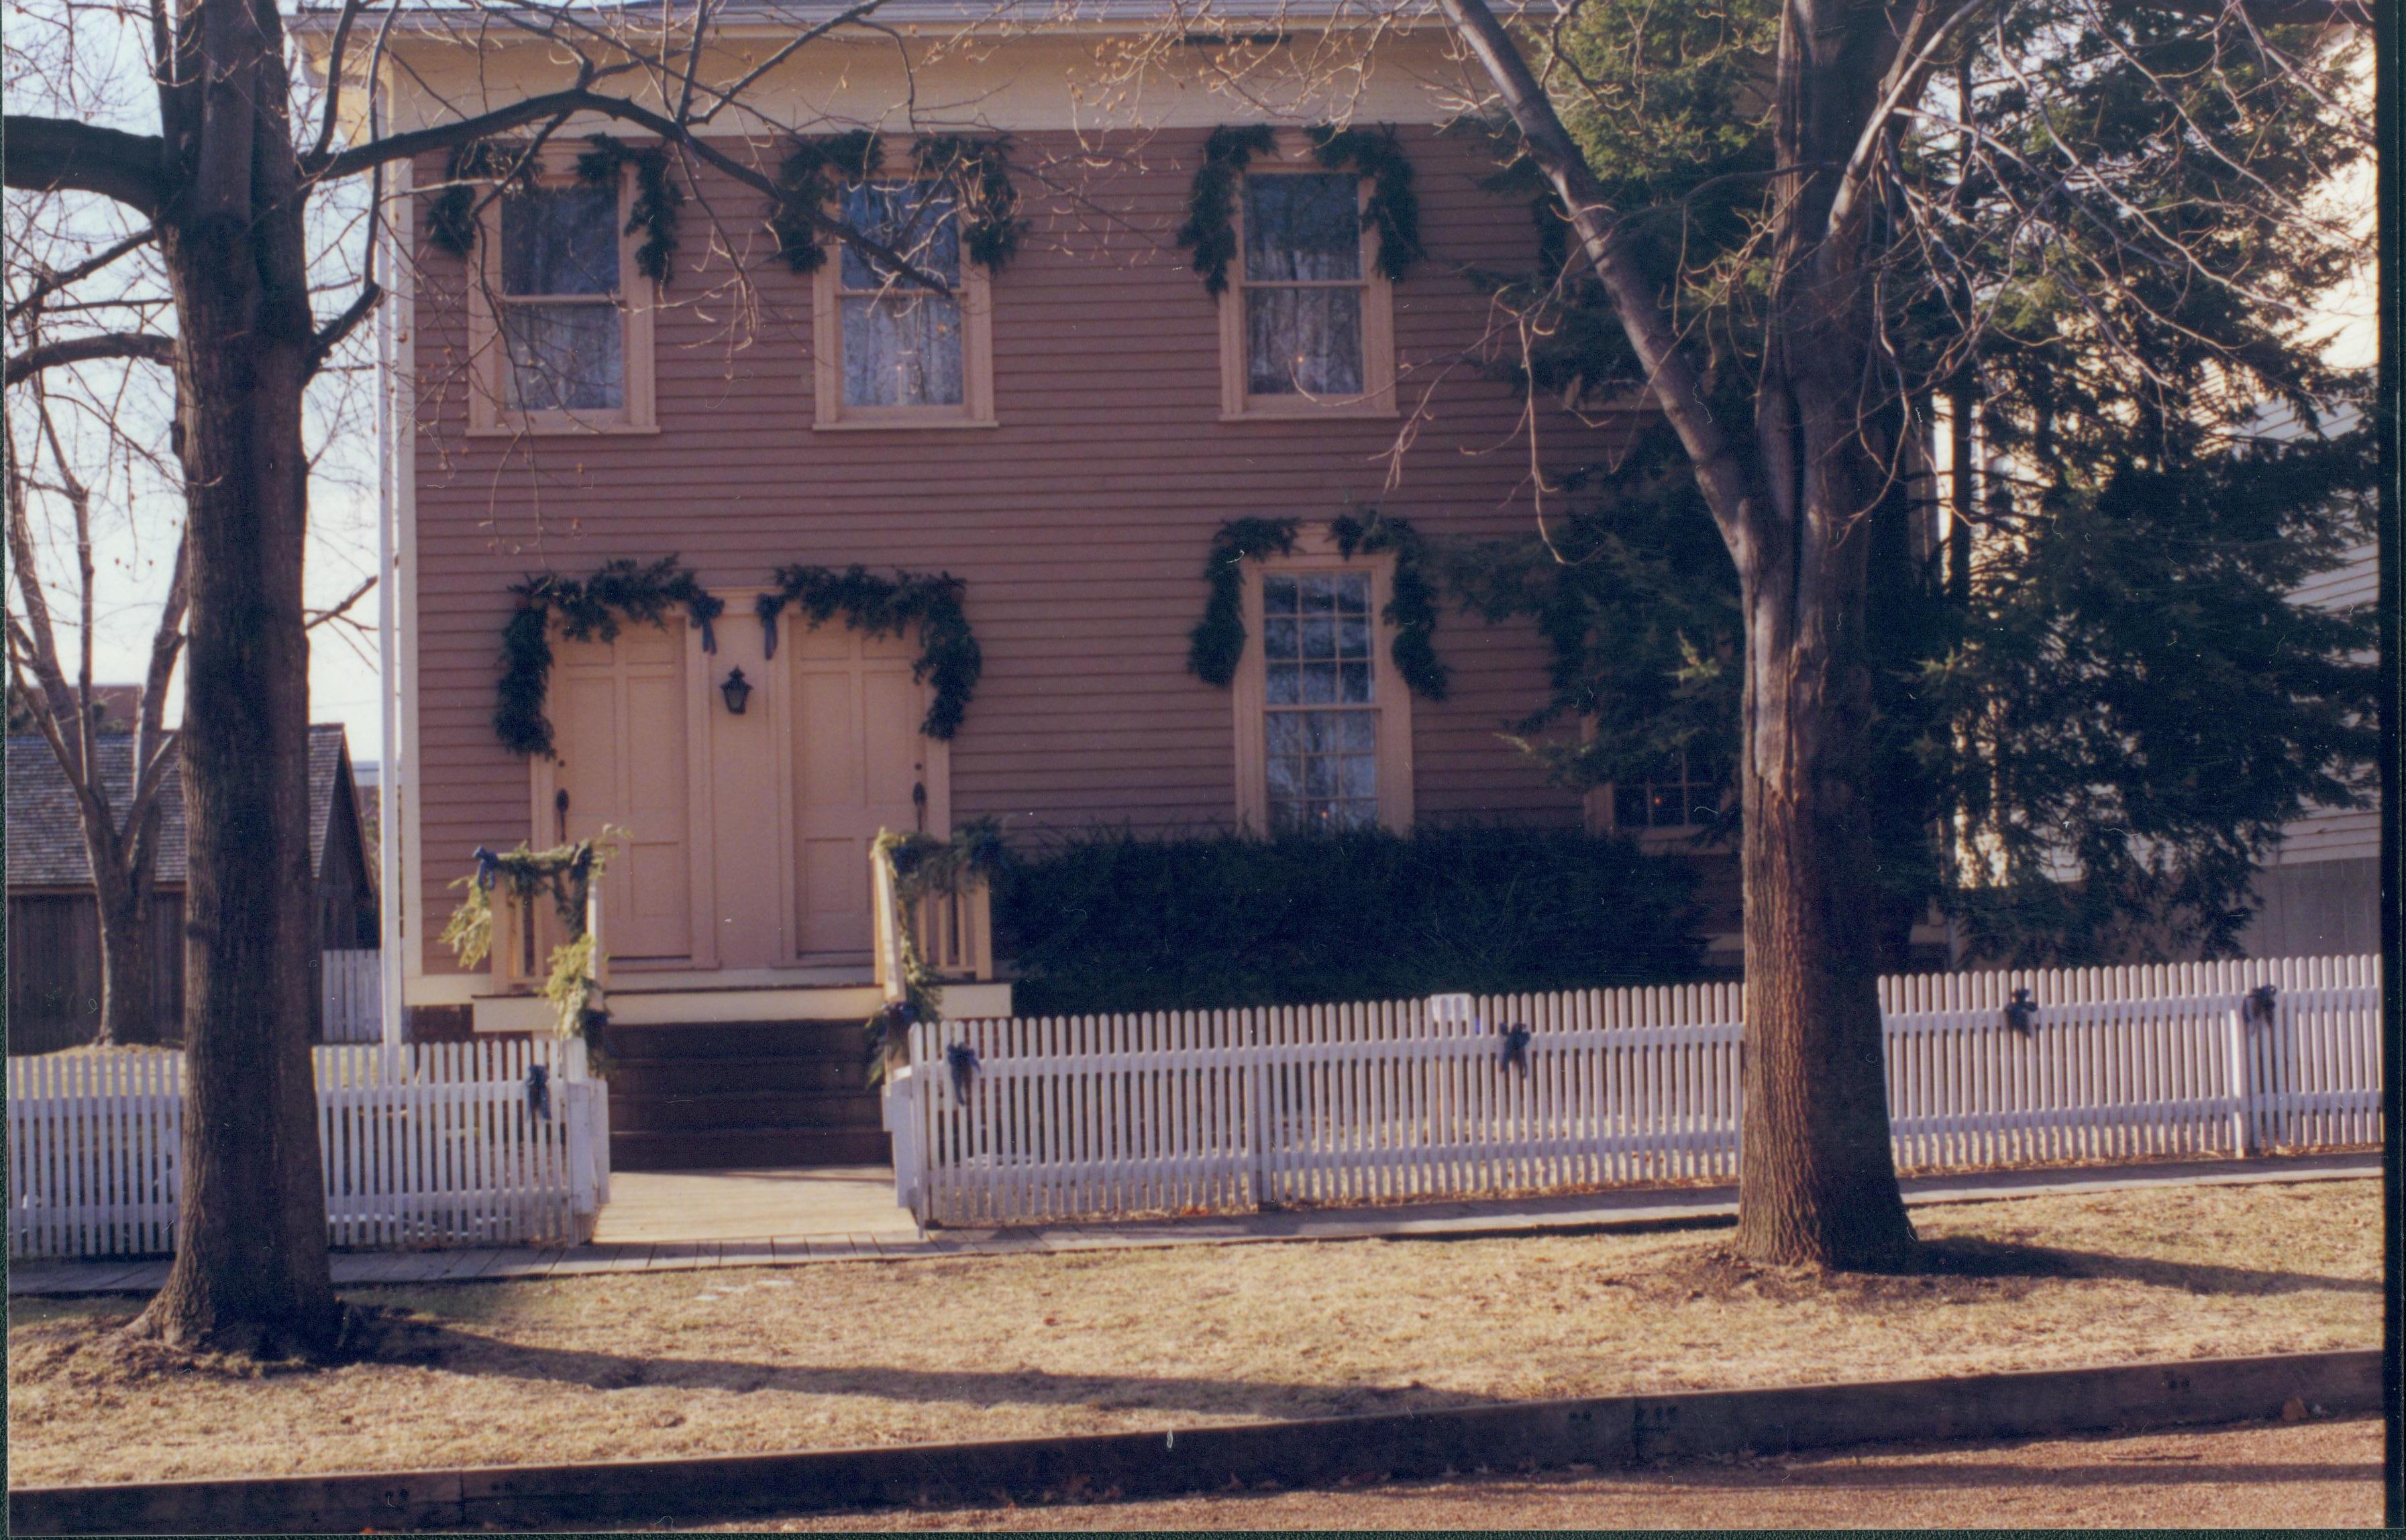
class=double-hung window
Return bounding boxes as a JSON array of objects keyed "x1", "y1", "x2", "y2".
[
  {"x1": 1608, "y1": 752, "x2": 1726, "y2": 832},
  {"x1": 470, "y1": 162, "x2": 655, "y2": 432},
  {"x1": 1234, "y1": 531, "x2": 1415, "y2": 833},
  {"x1": 813, "y1": 170, "x2": 994, "y2": 428},
  {"x1": 1220, "y1": 153, "x2": 1396, "y2": 419}
]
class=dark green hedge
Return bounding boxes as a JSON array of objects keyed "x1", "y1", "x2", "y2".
[{"x1": 992, "y1": 825, "x2": 1706, "y2": 1018}]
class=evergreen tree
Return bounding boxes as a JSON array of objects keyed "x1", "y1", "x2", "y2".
[{"x1": 1447, "y1": 1, "x2": 2374, "y2": 970}]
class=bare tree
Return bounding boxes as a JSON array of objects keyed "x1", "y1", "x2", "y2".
[
  {"x1": 1428, "y1": 0, "x2": 2368, "y2": 1268},
  {"x1": 1, "y1": 0, "x2": 990, "y2": 1357}
]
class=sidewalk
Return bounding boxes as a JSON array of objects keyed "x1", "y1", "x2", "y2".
[{"x1": 6, "y1": 1150, "x2": 2374, "y2": 1298}]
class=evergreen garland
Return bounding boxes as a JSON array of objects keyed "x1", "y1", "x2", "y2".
[
  {"x1": 439, "y1": 833, "x2": 616, "y2": 1047},
  {"x1": 770, "y1": 130, "x2": 1023, "y2": 276},
  {"x1": 1175, "y1": 125, "x2": 1277, "y2": 295},
  {"x1": 770, "y1": 131, "x2": 884, "y2": 272},
  {"x1": 1175, "y1": 123, "x2": 1424, "y2": 294},
  {"x1": 495, "y1": 557, "x2": 725, "y2": 759},
  {"x1": 574, "y1": 133, "x2": 685, "y2": 283},
  {"x1": 425, "y1": 139, "x2": 532, "y2": 258},
  {"x1": 1185, "y1": 516, "x2": 1299, "y2": 685},
  {"x1": 864, "y1": 822, "x2": 1006, "y2": 1079},
  {"x1": 1308, "y1": 126, "x2": 1425, "y2": 282},
  {"x1": 755, "y1": 565, "x2": 982, "y2": 739},
  {"x1": 1331, "y1": 510, "x2": 1450, "y2": 700}
]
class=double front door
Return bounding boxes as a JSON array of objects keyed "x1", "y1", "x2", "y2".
[{"x1": 545, "y1": 609, "x2": 943, "y2": 971}]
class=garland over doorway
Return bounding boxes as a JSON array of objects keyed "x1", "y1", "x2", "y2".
[
  {"x1": 755, "y1": 564, "x2": 983, "y2": 740},
  {"x1": 494, "y1": 557, "x2": 725, "y2": 759}
]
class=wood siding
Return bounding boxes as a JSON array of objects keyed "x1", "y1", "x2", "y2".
[
  {"x1": 5, "y1": 893, "x2": 186, "y2": 1052},
  {"x1": 407, "y1": 127, "x2": 1645, "y2": 975}
]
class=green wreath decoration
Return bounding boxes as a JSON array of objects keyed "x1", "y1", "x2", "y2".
[
  {"x1": 1331, "y1": 510, "x2": 1450, "y2": 701},
  {"x1": 754, "y1": 565, "x2": 982, "y2": 740},
  {"x1": 439, "y1": 832, "x2": 617, "y2": 1046},
  {"x1": 1186, "y1": 514, "x2": 1450, "y2": 700},
  {"x1": 1175, "y1": 123, "x2": 1424, "y2": 295},
  {"x1": 424, "y1": 135, "x2": 684, "y2": 284},
  {"x1": 1186, "y1": 516, "x2": 1300, "y2": 685},
  {"x1": 496, "y1": 557, "x2": 725, "y2": 759},
  {"x1": 770, "y1": 130, "x2": 1023, "y2": 276}
]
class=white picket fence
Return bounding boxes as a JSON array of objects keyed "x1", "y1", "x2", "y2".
[
  {"x1": 321, "y1": 949, "x2": 384, "y2": 1043},
  {"x1": 7, "y1": 1038, "x2": 611, "y2": 1260},
  {"x1": 886, "y1": 954, "x2": 2382, "y2": 1227}
]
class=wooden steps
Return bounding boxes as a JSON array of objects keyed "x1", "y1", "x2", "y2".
[{"x1": 603, "y1": 1020, "x2": 888, "y2": 1170}]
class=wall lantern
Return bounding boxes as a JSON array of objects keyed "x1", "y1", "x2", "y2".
[{"x1": 719, "y1": 667, "x2": 753, "y2": 715}]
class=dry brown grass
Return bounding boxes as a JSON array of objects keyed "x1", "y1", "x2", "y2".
[{"x1": 6, "y1": 1178, "x2": 2377, "y2": 1490}]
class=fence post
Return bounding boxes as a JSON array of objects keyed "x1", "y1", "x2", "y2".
[
  {"x1": 1245, "y1": 1013, "x2": 1268, "y2": 1212},
  {"x1": 2226, "y1": 1004, "x2": 2252, "y2": 1157}
]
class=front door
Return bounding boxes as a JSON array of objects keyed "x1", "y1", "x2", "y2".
[
  {"x1": 550, "y1": 623, "x2": 694, "y2": 963},
  {"x1": 789, "y1": 624, "x2": 933, "y2": 960}
]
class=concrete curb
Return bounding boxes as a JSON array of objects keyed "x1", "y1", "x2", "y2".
[{"x1": 8, "y1": 1349, "x2": 2378, "y2": 1534}]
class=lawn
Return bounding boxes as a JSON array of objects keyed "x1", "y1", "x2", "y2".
[{"x1": 6, "y1": 1178, "x2": 2378, "y2": 1490}]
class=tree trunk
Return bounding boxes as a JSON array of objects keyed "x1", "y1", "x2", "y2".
[
  {"x1": 129, "y1": 0, "x2": 340, "y2": 1356},
  {"x1": 93, "y1": 885, "x2": 156, "y2": 1048},
  {"x1": 1732, "y1": 316, "x2": 1919, "y2": 1269}
]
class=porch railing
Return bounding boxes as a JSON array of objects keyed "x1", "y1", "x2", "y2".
[{"x1": 872, "y1": 836, "x2": 994, "y2": 1005}]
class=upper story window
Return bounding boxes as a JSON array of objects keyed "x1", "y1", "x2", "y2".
[
  {"x1": 468, "y1": 160, "x2": 656, "y2": 434},
  {"x1": 1233, "y1": 529, "x2": 1415, "y2": 833},
  {"x1": 813, "y1": 171, "x2": 994, "y2": 429},
  {"x1": 499, "y1": 183, "x2": 623, "y2": 412},
  {"x1": 1220, "y1": 156, "x2": 1396, "y2": 421}
]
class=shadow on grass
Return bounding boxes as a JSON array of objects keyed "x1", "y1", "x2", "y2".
[{"x1": 1901, "y1": 1236, "x2": 2380, "y2": 1297}]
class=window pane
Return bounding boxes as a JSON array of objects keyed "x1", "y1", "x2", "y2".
[
  {"x1": 1337, "y1": 616, "x2": 1369, "y2": 658},
  {"x1": 1263, "y1": 575, "x2": 1300, "y2": 614},
  {"x1": 842, "y1": 293, "x2": 964, "y2": 407},
  {"x1": 1243, "y1": 174, "x2": 1361, "y2": 282},
  {"x1": 1266, "y1": 707, "x2": 1378, "y2": 834},
  {"x1": 1339, "y1": 661, "x2": 1371, "y2": 703},
  {"x1": 1302, "y1": 618, "x2": 1336, "y2": 659},
  {"x1": 501, "y1": 185, "x2": 619, "y2": 297},
  {"x1": 501, "y1": 302, "x2": 623, "y2": 410},
  {"x1": 1262, "y1": 614, "x2": 1299, "y2": 661},
  {"x1": 1335, "y1": 576, "x2": 1369, "y2": 614},
  {"x1": 1266, "y1": 662, "x2": 1300, "y2": 704},
  {"x1": 839, "y1": 181, "x2": 961, "y2": 290},
  {"x1": 1245, "y1": 288, "x2": 1364, "y2": 396},
  {"x1": 1302, "y1": 661, "x2": 1337, "y2": 704}
]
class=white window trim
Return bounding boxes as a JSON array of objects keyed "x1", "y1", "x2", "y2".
[
  {"x1": 810, "y1": 154, "x2": 997, "y2": 431},
  {"x1": 466, "y1": 150, "x2": 659, "y2": 437},
  {"x1": 1218, "y1": 133, "x2": 1398, "y2": 423},
  {"x1": 1233, "y1": 524, "x2": 1415, "y2": 834}
]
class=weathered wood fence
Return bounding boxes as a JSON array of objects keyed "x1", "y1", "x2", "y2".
[
  {"x1": 7, "y1": 1039, "x2": 610, "y2": 1260},
  {"x1": 885, "y1": 955, "x2": 2381, "y2": 1227},
  {"x1": 320, "y1": 949, "x2": 384, "y2": 1043}
]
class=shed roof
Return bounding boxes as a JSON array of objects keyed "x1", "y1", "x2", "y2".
[{"x1": 6, "y1": 724, "x2": 356, "y2": 890}]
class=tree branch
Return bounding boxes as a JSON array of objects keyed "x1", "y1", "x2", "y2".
[
  {"x1": 305, "y1": 573, "x2": 377, "y2": 630},
  {"x1": 305, "y1": 279, "x2": 383, "y2": 380},
  {"x1": 6, "y1": 228, "x2": 158, "y2": 323},
  {"x1": 1433, "y1": 0, "x2": 1761, "y2": 559},
  {"x1": 4, "y1": 332, "x2": 176, "y2": 388},
  {"x1": 1, "y1": 117, "x2": 165, "y2": 215}
]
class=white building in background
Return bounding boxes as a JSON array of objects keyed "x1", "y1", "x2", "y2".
[{"x1": 2238, "y1": 541, "x2": 2380, "y2": 957}]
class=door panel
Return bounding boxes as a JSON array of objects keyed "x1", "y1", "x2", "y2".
[
  {"x1": 791, "y1": 626, "x2": 927, "y2": 959},
  {"x1": 552, "y1": 625, "x2": 692, "y2": 962}
]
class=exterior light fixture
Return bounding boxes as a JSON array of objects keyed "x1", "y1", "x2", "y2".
[{"x1": 720, "y1": 667, "x2": 752, "y2": 715}]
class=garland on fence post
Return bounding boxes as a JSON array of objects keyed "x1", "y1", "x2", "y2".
[
  {"x1": 866, "y1": 822, "x2": 1006, "y2": 1080},
  {"x1": 1175, "y1": 123, "x2": 1424, "y2": 294},
  {"x1": 1186, "y1": 516, "x2": 1300, "y2": 685},
  {"x1": 1331, "y1": 510, "x2": 1451, "y2": 700},
  {"x1": 754, "y1": 565, "x2": 982, "y2": 739},
  {"x1": 770, "y1": 131, "x2": 1024, "y2": 276},
  {"x1": 495, "y1": 557, "x2": 724, "y2": 759},
  {"x1": 439, "y1": 833, "x2": 617, "y2": 1049}
]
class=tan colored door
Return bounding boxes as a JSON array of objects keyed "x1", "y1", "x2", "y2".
[
  {"x1": 552, "y1": 623, "x2": 693, "y2": 962},
  {"x1": 790, "y1": 625, "x2": 928, "y2": 960}
]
